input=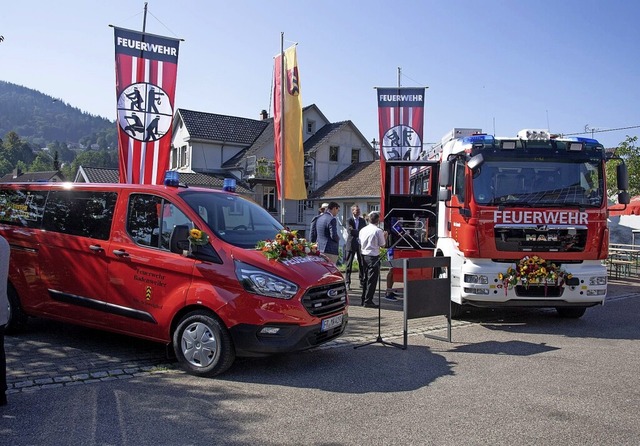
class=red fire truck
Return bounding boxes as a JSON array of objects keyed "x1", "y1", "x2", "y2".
[{"x1": 384, "y1": 128, "x2": 629, "y2": 318}]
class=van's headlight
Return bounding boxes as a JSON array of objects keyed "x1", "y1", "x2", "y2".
[{"x1": 235, "y1": 261, "x2": 298, "y2": 299}]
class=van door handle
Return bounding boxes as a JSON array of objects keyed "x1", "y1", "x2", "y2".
[
  {"x1": 112, "y1": 249, "x2": 130, "y2": 257},
  {"x1": 89, "y1": 244, "x2": 104, "y2": 252}
]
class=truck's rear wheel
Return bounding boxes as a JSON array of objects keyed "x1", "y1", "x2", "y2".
[
  {"x1": 5, "y1": 284, "x2": 28, "y2": 334},
  {"x1": 556, "y1": 307, "x2": 587, "y2": 318},
  {"x1": 173, "y1": 311, "x2": 235, "y2": 377}
]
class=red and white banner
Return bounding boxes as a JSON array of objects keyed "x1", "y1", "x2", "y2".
[
  {"x1": 114, "y1": 27, "x2": 180, "y2": 184},
  {"x1": 376, "y1": 87, "x2": 425, "y2": 216}
]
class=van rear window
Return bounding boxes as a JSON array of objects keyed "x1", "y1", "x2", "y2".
[
  {"x1": 0, "y1": 188, "x2": 47, "y2": 228},
  {"x1": 42, "y1": 191, "x2": 117, "y2": 240}
]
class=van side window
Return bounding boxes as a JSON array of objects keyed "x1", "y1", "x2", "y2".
[
  {"x1": 42, "y1": 191, "x2": 117, "y2": 240},
  {"x1": 127, "y1": 194, "x2": 192, "y2": 250},
  {"x1": 0, "y1": 189, "x2": 47, "y2": 228}
]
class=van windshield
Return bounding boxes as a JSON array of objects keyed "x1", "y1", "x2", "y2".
[{"x1": 180, "y1": 190, "x2": 283, "y2": 249}]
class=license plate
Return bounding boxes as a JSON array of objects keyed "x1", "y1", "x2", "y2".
[{"x1": 321, "y1": 314, "x2": 343, "y2": 332}]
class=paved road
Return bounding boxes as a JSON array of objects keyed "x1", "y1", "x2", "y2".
[{"x1": 2, "y1": 278, "x2": 639, "y2": 445}]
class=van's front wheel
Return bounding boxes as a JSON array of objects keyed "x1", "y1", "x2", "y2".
[{"x1": 173, "y1": 311, "x2": 235, "y2": 377}]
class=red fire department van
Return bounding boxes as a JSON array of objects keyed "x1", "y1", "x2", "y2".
[{"x1": 0, "y1": 179, "x2": 347, "y2": 376}]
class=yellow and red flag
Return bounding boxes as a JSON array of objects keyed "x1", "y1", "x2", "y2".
[{"x1": 273, "y1": 45, "x2": 307, "y2": 200}]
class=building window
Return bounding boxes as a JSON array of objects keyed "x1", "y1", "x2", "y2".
[
  {"x1": 367, "y1": 203, "x2": 379, "y2": 215},
  {"x1": 329, "y1": 146, "x2": 339, "y2": 162},
  {"x1": 307, "y1": 119, "x2": 316, "y2": 134},
  {"x1": 179, "y1": 146, "x2": 188, "y2": 168},
  {"x1": 263, "y1": 187, "x2": 277, "y2": 213},
  {"x1": 170, "y1": 147, "x2": 178, "y2": 168},
  {"x1": 351, "y1": 149, "x2": 360, "y2": 164},
  {"x1": 297, "y1": 200, "x2": 305, "y2": 223}
]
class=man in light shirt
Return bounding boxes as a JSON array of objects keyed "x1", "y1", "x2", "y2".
[{"x1": 358, "y1": 212, "x2": 387, "y2": 308}]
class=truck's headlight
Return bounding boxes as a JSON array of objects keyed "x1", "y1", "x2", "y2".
[
  {"x1": 235, "y1": 261, "x2": 298, "y2": 299},
  {"x1": 589, "y1": 276, "x2": 607, "y2": 286},
  {"x1": 464, "y1": 274, "x2": 488, "y2": 284}
]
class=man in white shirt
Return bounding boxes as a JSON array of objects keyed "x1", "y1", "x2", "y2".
[{"x1": 358, "y1": 212, "x2": 387, "y2": 308}]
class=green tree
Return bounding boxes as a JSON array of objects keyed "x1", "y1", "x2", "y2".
[
  {"x1": 1, "y1": 131, "x2": 35, "y2": 166},
  {"x1": 606, "y1": 136, "x2": 639, "y2": 198},
  {"x1": 30, "y1": 152, "x2": 54, "y2": 172}
]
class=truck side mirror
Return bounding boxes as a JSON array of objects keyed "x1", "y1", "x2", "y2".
[
  {"x1": 439, "y1": 160, "x2": 452, "y2": 187},
  {"x1": 617, "y1": 163, "x2": 629, "y2": 191},
  {"x1": 618, "y1": 191, "x2": 630, "y2": 205},
  {"x1": 439, "y1": 188, "x2": 451, "y2": 202},
  {"x1": 170, "y1": 224, "x2": 191, "y2": 254}
]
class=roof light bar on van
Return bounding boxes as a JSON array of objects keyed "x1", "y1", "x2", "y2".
[{"x1": 164, "y1": 170, "x2": 180, "y2": 187}]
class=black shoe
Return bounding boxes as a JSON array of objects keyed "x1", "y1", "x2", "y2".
[
  {"x1": 360, "y1": 300, "x2": 365, "y2": 306},
  {"x1": 364, "y1": 302, "x2": 379, "y2": 308},
  {"x1": 0, "y1": 395, "x2": 7, "y2": 406}
]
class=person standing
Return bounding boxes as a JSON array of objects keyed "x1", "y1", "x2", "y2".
[
  {"x1": 344, "y1": 205, "x2": 366, "y2": 290},
  {"x1": 309, "y1": 202, "x2": 328, "y2": 243},
  {"x1": 315, "y1": 202, "x2": 340, "y2": 264},
  {"x1": 0, "y1": 235, "x2": 10, "y2": 406},
  {"x1": 358, "y1": 212, "x2": 387, "y2": 308}
]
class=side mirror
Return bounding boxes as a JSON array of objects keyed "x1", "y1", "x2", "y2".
[
  {"x1": 467, "y1": 154, "x2": 484, "y2": 172},
  {"x1": 439, "y1": 160, "x2": 452, "y2": 187},
  {"x1": 618, "y1": 191, "x2": 630, "y2": 205},
  {"x1": 170, "y1": 224, "x2": 191, "y2": 254},
  {"x1": 617, "y1": 163, "x2": 629, "y2": 191},
  {"x1": 439, "y1": 188, "x2": 451, "y2": 202}
]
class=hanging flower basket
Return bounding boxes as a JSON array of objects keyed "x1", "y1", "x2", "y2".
[
  {"x1": 498, "y1": 255, "x2": 572, "y2": 295},
  {"x1": 256, "y1": 229, "x2": 319, "y2": 261}
]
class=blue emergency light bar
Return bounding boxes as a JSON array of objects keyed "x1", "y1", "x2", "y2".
[{"x1": 164, "y1": 170, "x2": 180, "y2": 187}]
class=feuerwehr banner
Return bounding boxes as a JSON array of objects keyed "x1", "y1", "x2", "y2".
[
  {"x1": 273, "y1": 45, "x2": 307, "y2": 200},
  {"x1": 114, "y1": 27, "x2": 180, "y2": 184},
  {"x1": 376, "y1": 87, "x2": 425, "y2": 216}
]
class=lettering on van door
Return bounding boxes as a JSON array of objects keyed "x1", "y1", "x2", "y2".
[{"x1": 133, "y1": 268, "x2": 167, "y2": 309}]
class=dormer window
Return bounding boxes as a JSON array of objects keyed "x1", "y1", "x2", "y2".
[
  {"x1": 307, "y1": 119, "x2": 316, "y2": 134},
  {"x1": 329, "y1": 146, "x2": 339, "y2": 162}
]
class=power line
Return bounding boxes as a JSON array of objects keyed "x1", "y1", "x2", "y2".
[{"x1": 562, "y1": 125, "x2": 640, "y2": 137}]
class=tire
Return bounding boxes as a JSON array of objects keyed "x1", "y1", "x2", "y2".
[
  {"x1": 556, "y1": 307, "x2": 587, "y2": 319},
  {"x1": 172, "y1": 311, "x2": 235, "y2": 377},
  {"x1": 5, "y1": 283, "x2": 28, "y2": 334}
]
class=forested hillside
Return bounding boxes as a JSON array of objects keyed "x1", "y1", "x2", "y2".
[
  {"x1": 0, "y1": 80, "x2": 119, "y2": 178},
  {"x1": 0, "y1": 80, "x2": 117, "y2": 149}
]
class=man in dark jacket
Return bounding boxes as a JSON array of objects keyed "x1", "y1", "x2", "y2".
[
  {"x1": 315, "y1": 202, "x2": 340, "y2": 263},
  {"x1": 344, "y1": 205, "x2": 366, "y2": 290}
]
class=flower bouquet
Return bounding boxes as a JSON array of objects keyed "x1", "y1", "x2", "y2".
[
  {"x1": 256, "y1": 229, "x2": 319, "y2": 261},
  {"x1": 498, "y1": 255, "x2": 572, "y2": 295}
]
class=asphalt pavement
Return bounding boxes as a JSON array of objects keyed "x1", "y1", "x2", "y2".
[{"x1": 2, "y1": 276, "x2": 640, "y2": 445}]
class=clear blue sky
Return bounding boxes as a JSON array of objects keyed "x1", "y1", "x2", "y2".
[{"x1": 2, "y1": 0, "x2": 638, "y2": 148}]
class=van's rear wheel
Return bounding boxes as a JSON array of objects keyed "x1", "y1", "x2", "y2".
[
  {"x1": 173, "y1": 311, "x2": 235, "y2": 377},
  {"x1": 5, "y1": 284, "x2": 28, "y2": 334},
  {"x1": 556, "y1": 307, "x2": 587, "y2": 318}
]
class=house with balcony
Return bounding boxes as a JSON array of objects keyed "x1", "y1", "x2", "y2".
[{"x1": 171, "y1": 104, "x2": 376, "y2": 234}]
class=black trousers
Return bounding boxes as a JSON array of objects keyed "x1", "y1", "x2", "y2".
[
  {"x1": 344, "y1": 248, "x2": 364, "y2": 286},
  {"x1": 360, "y1": 255, "x2": 380, "y2": 304}
]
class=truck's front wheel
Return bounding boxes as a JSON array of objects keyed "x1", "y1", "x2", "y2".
[{"x1": 173, "y1": 311, "x2": 236, "y2": 377}]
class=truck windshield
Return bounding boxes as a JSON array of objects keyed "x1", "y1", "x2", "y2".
[
  {"x1": 180, "y1": 190, "x2": 283, "y2": 249},
  {"x1": 473, "y1": 159, "x2": 603, "y2": 207}
]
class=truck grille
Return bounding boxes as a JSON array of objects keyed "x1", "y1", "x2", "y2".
[
  {"x1": 515, "y1": 285, "x2": 564, "y2": 298},
  {"x1": 301, "y1": 282, "x2": 347, "y2": 317}
]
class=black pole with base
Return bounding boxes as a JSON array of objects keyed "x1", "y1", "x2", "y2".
[{"x1": 354, "y1": 236, "x2": 406, "y2": 350}]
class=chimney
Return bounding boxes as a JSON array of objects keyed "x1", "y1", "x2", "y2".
[
  {"x1": 12, "y1": 167, "x2": 21, "y2": 179},
  {"x1": 260, "y1": 109, "x2": 268, "y2": 120}
]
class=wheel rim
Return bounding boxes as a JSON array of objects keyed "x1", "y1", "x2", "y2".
[{"x1": 181, "y1": 321, "x2": 218, "y2": 368}]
